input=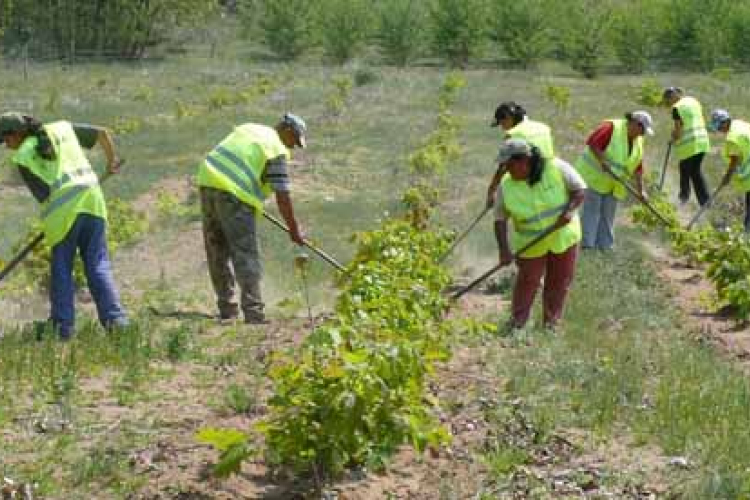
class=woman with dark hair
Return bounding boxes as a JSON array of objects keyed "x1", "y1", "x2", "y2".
[
  {"x1": 494, "y1": 138, "x2": 586, "y2": 330},
  {"x1": 0, "y1": 112, "x2": 128, "y2": 340},
  {"x1": 487, "y1": 101, "x2": 555, "y2": 209},
  {"x1": 575, "y1": 111, "x2": 653, "y2": 250}
]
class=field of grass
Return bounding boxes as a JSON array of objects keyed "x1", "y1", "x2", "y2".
[{"x1": 4, "y1": 20, "x2": 750, "y2": 500}]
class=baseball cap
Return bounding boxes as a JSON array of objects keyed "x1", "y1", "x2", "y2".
[
  {"x1": 661, "y1": 86, "x2": 683, "y2": 105},
  {"x1": 281, "y1": 112, "x2": 307, "y2": 148},
  {"x1": 709, "y1": 108, "x2": 731, "y2": 132},
  {"x1": 630, "y1": 110, "x2": 655, "y2": 136},
  {"x1": 496, "y1": 138, "x2": 531, "y2": 164},
  {"x1": 0, "y1": 111, "x2": 27, "y2": 136}
]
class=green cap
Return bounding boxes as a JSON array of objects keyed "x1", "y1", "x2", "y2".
[{"x1": 0, "y1": 112, "x2": 27, "y2": 136}]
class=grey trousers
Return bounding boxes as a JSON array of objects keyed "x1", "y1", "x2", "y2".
[
  {"x1": 200, "y1": 187, "x2": 264, "y2": 320},
  {"x1": 581, "y1": 189, "x2": 618, "y2": 250}
]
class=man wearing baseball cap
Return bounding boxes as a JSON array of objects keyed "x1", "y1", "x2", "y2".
[
  {"x1": 575, "y1": 111, "x2": 653, "y2": 250},
  {"x1": 196, "y1": 113, "x2": 307, "y2": 324},
  {"x1": 708, "y1": 108, "x2": 750, "y2": 231},
  {"x1": 662, "y1": 86, "x2": 711, "y2": 206}
]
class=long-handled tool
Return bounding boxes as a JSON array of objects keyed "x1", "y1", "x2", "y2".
[
  {"x1": 450, "y1": 222, "x2": 561, "y2": 300},
  {"x1": 262, "y1": 212, "x2": 346, "y2": 272},
  {"x1": 686, "y1": 180, "x2": 729, "y2": 230},
  {"x1": 657, "y1": 142, "x2": 672, "y2": 191},
  {"x1": 604, "y1": 167, "x2": 673, "y2": 227},
  {"x1": 438, "y1": 207, "x2": 490, "y2": 263},
  {"x1": 0, "y1": 164, "x2": 122, "y2": 285}
]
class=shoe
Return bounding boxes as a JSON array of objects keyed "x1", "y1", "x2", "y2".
[{"x1": 244, "y1": 314, "x2": 270, "y2": 325}]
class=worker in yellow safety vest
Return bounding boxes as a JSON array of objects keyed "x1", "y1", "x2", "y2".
[
  {"x1": 486, "y1": 101, "x2": 555, "y2": 209},
  {"x1": 197, "y1": 113, "x2": 306, "y2": 324},
  {"x1": 0, "y1": 112, "x2": 128, "y2": 340},
  {"x1": 662, "y1": 87, "x2": 711, "y2": 206},
  {"x1": 493, "y1": 138, "x2": 585, "y2": 331},
  {"x1": 575, "y1": 111, "x2": 653, "y2": 250},
  {"x1": 708, "y1": 108, "x2": 750, "y2": 231}
]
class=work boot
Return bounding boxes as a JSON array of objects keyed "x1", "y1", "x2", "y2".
[{"x1": 244, "y1": 312, "x2": 270, "y2": 325}]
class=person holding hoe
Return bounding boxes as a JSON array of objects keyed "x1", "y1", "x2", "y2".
[
  {"x1": 662, "y1": 86, "x2": 711, "y2": 206},
  {"x1": 494, "y1": 138, "x2": 585, "y2": 331},
  {"x1": 575, "y1": 111, "x2": 654, "y2": 250},
  {"x1": 487, "y1": 101, "x2": 555, "y2": 209},
  {"x1": 0, "y1": 112, "x2": 128, "y2": 340},
  {"x1": 708, "y1": 109, "x2": 750, "y2": 231},
  {"x1": 197, "y1": 113, "x2": 307, "y2": 324}
]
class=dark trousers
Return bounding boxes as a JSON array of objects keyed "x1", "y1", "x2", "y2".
[
  {"x1": 678, "y1": 153, "x2": 709, "y2": 206},
  {"x1": 745, "y1": 192, "x2": 750, "y2": 231}
]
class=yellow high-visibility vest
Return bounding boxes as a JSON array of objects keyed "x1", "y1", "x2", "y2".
[
  {"x1": 13, "y1": 121, "x2": 105, "y2": 247},
  {"x1": 197, "y1": 123, "x2": 289, "y2": 213},
  {"x1": 575, "y1": 119, "x2": 643, "y2": 200},
  {"x1": 673, "y1": 96, "x2": 710, "y2": 161},
  {"x1": 722, "y1": 119, "x2": 750, "y2": 193},
  {"x1": 507, "y1": 118, "x2": 555, "y2": 159},
  {"x1": 501, "y1": 158, "x2": 581, "y2": 258}
]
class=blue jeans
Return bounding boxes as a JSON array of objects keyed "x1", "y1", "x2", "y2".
[
  {"x1": 581, "y1": 189, "x2": 618, "y2": 250},
  {"x1": 50, "y1": 213, "x2": 128, "y2": 339}
]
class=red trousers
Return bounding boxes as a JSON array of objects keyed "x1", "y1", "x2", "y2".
[{"x1": 511, "y1": 243, "x2": 578, "y2": 327}]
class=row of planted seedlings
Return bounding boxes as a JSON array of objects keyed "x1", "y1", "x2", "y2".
[
  {"x1": 198, "y1": 72, "x2": 469, "y2": 488},
  {"x1": 631, "y1": 191, "x2": 750, "y2": 319}
]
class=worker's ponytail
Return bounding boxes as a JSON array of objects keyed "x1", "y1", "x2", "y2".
[
  {"x1": 22, "y1": 116, "x2": 55, "y2": 161},
  {"x1": 511, "y1": 103, "x2": 526, "y2": 125},
  {"x1": 527, "y1": 146, "x2": 544, "y2": 186}
]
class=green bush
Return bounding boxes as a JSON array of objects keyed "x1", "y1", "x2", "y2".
[
  {"x1": 255, "y1": 0, "x2": 312, "y2": 60},
  {"x1": 375, "y1": 0, "x2": 425, "y2": 66},
  {"x1": 428, "y1": 0, "x2": 487, "y2": 67},
  {"x1": 610, "y1": 0, "x2": 661, "y2": 74},
  {"x1": 557, "y1": 0, "x2": 613, "y2": 79},
  {"x1": 489, "y1": 0, "x2": 552, "y2": 69},
  {"x1": 660, "y1": 0, "x2": 732, "y2": 71},
  {"x1": 315, "y1": 0, "x2": 373, "y2": 64}
]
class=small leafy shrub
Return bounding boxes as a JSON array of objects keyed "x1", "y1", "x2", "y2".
[
  {"x1": 111, "y1": 116, "x2": 143, "y2": 135},
  {"x1": 354, "y1": 67, "x2": 379, "y2": 87},
  {"x1": 196, "y1": 428, "x2": 254, "y2": 478},
  {"x1": 325, "y1": 75, "x2": 354, "y2": 118},
  {"x1": 634, "y1": 79, "x2": 663, "y2": 107},
  {"x1": 544, "y1": 85, "x2": 571, "y2": 112}
]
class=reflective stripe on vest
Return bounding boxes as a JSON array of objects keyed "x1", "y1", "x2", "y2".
[
  {"x1": 41, "y1": 183, "x2": 96, "y2": 218},
  {"x1": 502, "y1": 158, "x2": 582, "y2": 258},
  {"x1": 11, "y1": 121, "x2": 105, "y2": 246},
  {"x1": 674, "y1": 97, "x2": 710, "y2": 160},
  {"x1": 197, "y1": 124, "x2": 289, "y2": 212},
  {"x1": 574, "y1": 119, "x2": 642, "y2": 200},
  {"x1": 207, "y1": 145, "x2": 267, "y2": 202}
]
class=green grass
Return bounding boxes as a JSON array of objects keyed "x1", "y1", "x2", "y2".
[{"x1": 491, "y1": 226, "x2": 750, "y2": 497}]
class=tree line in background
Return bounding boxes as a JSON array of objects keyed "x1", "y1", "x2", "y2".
[
  {"x1": 0, "y1": 0, "x2": 216, "y2": 59},
  {"x1": 0, "y1": 0, "x2": 748, "y2": 77},
  {"x1": 240, "y1": 0, "x2": 749, "y2": 77}
]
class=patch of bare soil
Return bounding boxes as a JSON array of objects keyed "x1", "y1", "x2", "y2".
[
  {"x1": 642, "y1": 238, "x2": 750, "y2": 367},
  {"x1": 122, "y1": 294, "x2": 674, "y2": 499}
]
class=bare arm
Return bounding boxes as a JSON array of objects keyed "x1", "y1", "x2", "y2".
[
  {"x1": 494, "y1": 219, "x2": 513, "y2": 265},
  {"x1": 486, "y1": 165, "x2": 506, "y2": 209},
  {"x1": 96, "y1": 128, "x2": 122, "y2": 174},
  {"x1": 274, "y1": 191, "x2": 304, "y2": 246},
  {"x1": 723, "y1": 156, "x2": 740, "y2": 186}
]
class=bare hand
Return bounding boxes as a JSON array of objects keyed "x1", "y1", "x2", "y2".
[
  {"x1": 486, "y1": 191, "x2": 496, "y2": 210},
  {"x1": 555, "y1": 212, "x2": 573, "y2": 228},
  {"x1": 499, "y1": 251, "x2": 513, "y2": 267},
  {"x1": 290, "y1": 227, "x2": 306, "y2": 246},
  {"x1": 107, "y1": 157, "x2": 123, "y2": 174}
]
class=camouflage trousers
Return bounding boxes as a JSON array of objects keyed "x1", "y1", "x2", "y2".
[{"x1": 200, "y1": 187, "x2": 264, "y2": 321}]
